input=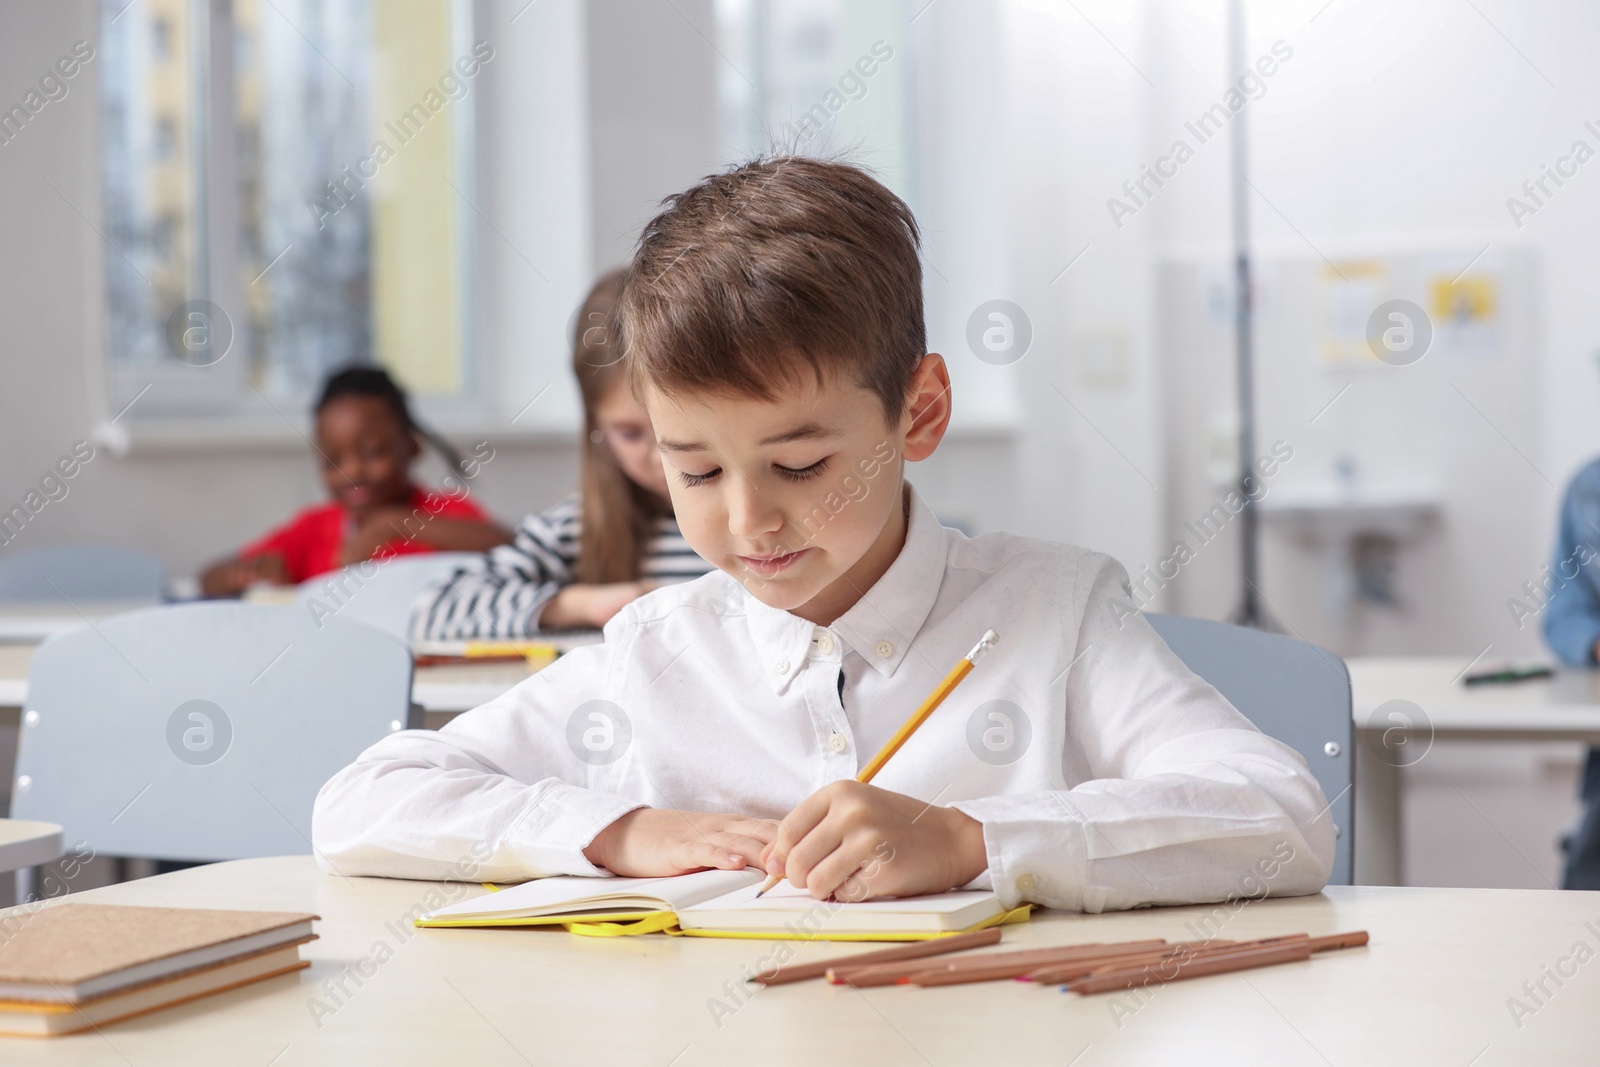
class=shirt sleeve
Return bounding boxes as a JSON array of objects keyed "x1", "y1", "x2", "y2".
[
  {"x1": 239, "y1": 515, "x2": 303, "y2": 561},
  {"x1": 412, "y1": 498, "x2": 581, "y2": 640},
  {"x1": 1542, "y1": 467, "x2": 1600, "y2": 666},
  {"x1": 950, "y1": 555, "x2": 1337, "y2": 914},
  {"x1": 311, "y1": 628, "x2": 647, "y2": 881}
]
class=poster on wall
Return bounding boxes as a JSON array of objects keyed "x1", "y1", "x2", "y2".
[
  {"x1": 1317, "y1": 260, "x2": 1386, "y2": 364},
  {"x1": 1428, "y1": 270, "x2": 1499, "y2": 358},
  {"x1": 1316, "y1": 255, "x2": 1500, "y2": 363}
]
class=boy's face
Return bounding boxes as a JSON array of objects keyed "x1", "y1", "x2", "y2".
[{"x1": 645, "y1": 355, "x2": 949, "y2": 625}]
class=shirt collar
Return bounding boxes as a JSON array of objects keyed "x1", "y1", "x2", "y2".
[
  {"x1": 831, "y1": 483, "x2": 946, "y2": 678},
  {"x1": 737, "y1": 483, "x2": 948, "y2": 692}
]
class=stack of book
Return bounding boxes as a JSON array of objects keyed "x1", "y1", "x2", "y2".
[{"x1": 0, "y1": 903, "x2": 317, "y2": 1036}]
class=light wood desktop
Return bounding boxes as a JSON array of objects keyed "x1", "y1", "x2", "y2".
[
  {"x1": 0, "y1": 818, "x2": 62, "y2": 873},
  {"x1": 0, "y1": 601, "x2": 160, "y2": 644},
  {"x1": 2, "y1": 856, "x2": 1588, "y2": 1064}
]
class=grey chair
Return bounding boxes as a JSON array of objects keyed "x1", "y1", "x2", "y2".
[
  {"x1": 0, "y1": 545, "x2": 166, "y2": 601},
  {"x1": 293, "y1": 552, "x2": 483, "y2": 642},
  {"x1": 1146, "y1": 612, "x2": 1354, "y2": 885},
  {"x1": 12, "y1": 602, "x2": 414, "y2": 862}
]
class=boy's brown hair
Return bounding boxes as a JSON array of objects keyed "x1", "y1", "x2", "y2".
[{"x1": 620, "y1": 156, "x2": 925, "y2": 422}]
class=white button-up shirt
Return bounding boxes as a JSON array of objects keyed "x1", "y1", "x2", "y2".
[{"x1": 313, "y1": 486, "x2": 1335, "y2": 913}]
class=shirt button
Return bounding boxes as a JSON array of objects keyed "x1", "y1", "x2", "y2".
[
  {"x1": 875, "y1": 640, "x2": 894, "y2": 659},
  {"x1": 1016, "y1": 873, "x2": 1039, "y2": 895},
  {"x1": 817, "y1": 633, "x2": 835, "y2": 655},
  {"x1": 827, "y1": 733, "x2": 849, "y2": 753},
  {"x1": 775, "y1": 660, "x2": 790, "y2": 675}
]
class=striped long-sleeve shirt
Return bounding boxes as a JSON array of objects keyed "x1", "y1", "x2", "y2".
[{"x1": 412, "y1": 495, "x2": 711, "y2": 640}]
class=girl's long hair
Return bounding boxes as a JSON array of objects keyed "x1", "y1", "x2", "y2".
[{"x1": 572, "y1": 269, "x2": 669, "y2": 583}]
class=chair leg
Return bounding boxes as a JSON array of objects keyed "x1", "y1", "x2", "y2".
[
  {"x1": 118, "y1": 858, "x2": 158, "y2": 882},
  {"x1": 13, "y1": 866, "x2": 34, "y2": 905}
]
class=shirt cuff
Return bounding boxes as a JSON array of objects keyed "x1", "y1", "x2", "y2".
[
  {"x1": 507, "y1": 782, "x2": 647, "y2": 878},
  {"x1": 949, "y1": 792, "x2": 1091, "y2": 911}
]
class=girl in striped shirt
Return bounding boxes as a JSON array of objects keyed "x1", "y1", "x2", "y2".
[{"x1": 414, "y1": 271, "x2": 710, "y2": 639}]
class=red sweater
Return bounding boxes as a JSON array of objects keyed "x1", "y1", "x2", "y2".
[{"x1": 240, "y1": 485, "x2": 487, "y2": 584}]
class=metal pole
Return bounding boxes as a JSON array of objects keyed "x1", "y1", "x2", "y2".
[{"x1": 1227, "y1": 0, "x2": 1263, "y2": 629}]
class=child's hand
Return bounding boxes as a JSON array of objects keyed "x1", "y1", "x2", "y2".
[
  {"x1": 583, "y1": 808, "x2": 778, "y2": 878},
  {"x1": 339, "y1": 506, "x2": 411, "y2": 566},
  {"x1": 541, "y1": 581, "x2": 655, "y2": 628},
  {"x1": 205, "y1": 553, "x2": 289, "y2": 596},
  {"x1": 760, "y1": 781, "x2": 988, "y2": 902}
]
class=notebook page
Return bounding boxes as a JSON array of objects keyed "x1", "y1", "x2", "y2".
[
  {"x1": 423, "y1": 868, "x2": 763, "y2": 921},
  {"x1": 682, "y1": 881, "x2": 995, "y2": 916}
]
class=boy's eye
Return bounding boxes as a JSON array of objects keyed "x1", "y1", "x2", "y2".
[
  {"x1": 775, "y1": 458, "x2": 829, "y2": 482},
  {"x1": 680, "y1": 468, "x2": 721, "y2": 488}
]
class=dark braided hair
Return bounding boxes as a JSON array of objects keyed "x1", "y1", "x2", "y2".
[{"x1": 314, "y1": 365, "x2": 468, "y2": 477}]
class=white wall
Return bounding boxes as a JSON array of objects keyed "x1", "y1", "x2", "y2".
[{"x1": 1131, "y1": 0, "x2": 1599, "y2": 663}]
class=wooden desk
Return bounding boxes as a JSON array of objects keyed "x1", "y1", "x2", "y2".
[
  {"x1": 1348, "y1": 656, "x2": 1600, "y2": 886},
  {"x1": 4, "y1": 857, "x2": 1589, "y2": 1064},
  {"x1": 0, "y1": 602, "x2": 159, "y2": 644},
  {"x1": 1349, "y1": 657, "x2": 1600, "y2": 741},
  {"x1": 0, "y1": 819, "x2": 61, "y2": 873}
]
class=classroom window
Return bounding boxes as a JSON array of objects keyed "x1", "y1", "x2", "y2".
[
  {"x1": 100, "y1": 0, "x2": 477, "y2": 422},
  {"x1": 712, "y1": 0, "x2": 1017, "y2": 429}
]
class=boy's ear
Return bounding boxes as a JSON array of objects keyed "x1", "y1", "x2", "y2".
[{"x1": 901, "y1": 353, "x2": 952, "y2": 462}]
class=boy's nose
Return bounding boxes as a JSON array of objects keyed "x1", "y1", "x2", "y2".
[{"x1": 726, "y1": 484, "x2": 785, "y2": 540}]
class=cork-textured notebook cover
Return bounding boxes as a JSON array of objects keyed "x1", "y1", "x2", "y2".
[{"x1": 0, "y1": 904, "x2": 319, "y2": 987}]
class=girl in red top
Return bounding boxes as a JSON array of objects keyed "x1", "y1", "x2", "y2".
[{"x1": 200, "y1": 367, "x2": 512, "y2": 596}]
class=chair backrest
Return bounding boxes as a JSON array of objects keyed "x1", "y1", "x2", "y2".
[
  {"x1": 0, "y1": 545, "x2": 166, "y2": 601},
  {"x1": 293, "y1": 553, "x2": 482, "y2": 642},
  {"x1": 1145, "y1": 612, "x2": 1354, "y2": 886},
  {"x1": 12, "y1": 602, "x2": 414, "y2": 862}
]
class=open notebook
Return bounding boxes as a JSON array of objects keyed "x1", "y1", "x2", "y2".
[{"x1": 415, "y1": 869, "x2": 1029, "y2": 941}]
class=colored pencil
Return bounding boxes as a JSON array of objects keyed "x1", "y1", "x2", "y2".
[
  {"x1": 750, "y1": 927, "x2": 1003, "y2": 986},
  {"x1": 826, "y1": 942, "x2": 1154, "y2": 988},
  {"x1": 1066, "y1": 939, "x2": 1314, "y2": 994}
]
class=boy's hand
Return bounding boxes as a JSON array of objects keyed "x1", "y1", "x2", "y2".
[
  {"x1": 760, "y1": 781, "x2": 989, "y2": 902},
  {"x1": 583, "y1": 808, "x2": 778, "y2": 878}
]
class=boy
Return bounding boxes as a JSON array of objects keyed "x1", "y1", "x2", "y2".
[{"x1": 313, "y1": 157, "x2": 1334, "y2": 911}]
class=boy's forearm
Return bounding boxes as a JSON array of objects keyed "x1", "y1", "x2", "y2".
[
  {"x1": 311, "y1": 727, "x2": 642, "y2": 881},
  {"x1": 951, "y1": 735, "x2": 1334, "y2": 913}
]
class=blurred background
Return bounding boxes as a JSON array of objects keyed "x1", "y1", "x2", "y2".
[{"x1": 0, "y1": 0, "x2": 1592, "y2": 889}]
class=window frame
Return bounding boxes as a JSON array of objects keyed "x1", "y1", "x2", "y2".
[{"x1": 99, "y1": 0, "x2": 485, "y2": 433}]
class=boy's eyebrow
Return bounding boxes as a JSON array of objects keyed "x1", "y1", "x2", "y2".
[{"x1": 656, "y1": 423, "x2": 843, "y2": 454}]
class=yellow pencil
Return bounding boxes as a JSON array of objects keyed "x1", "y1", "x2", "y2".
[{"x1": 754, "y1": 628, "x2": 1000, "y2": 897}]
